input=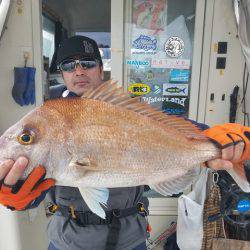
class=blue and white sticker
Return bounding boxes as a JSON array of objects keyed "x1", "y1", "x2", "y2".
[
  {"x1": 164, "y1": 96, "x2": 188, "y2": 107},
  {"x1": 162, "y1": 96, "x2": 189, "y2": 115},
  {"x1": 151, "y1": 84, "x2": 162, "y2": 94},
  {"x1": 126, "y1": 59, "x2": 150, "y2": 69},
  {"x1": 237, "y1": 200, "x2": 250, "y2": 212},
  {"x1": 132, "y1": 35, "x2": 157, "y2": 54},
  {"x1": 163, "y1": 83, "x2": 189, "y2": 96},
  {"x1": 169, "y1": 69, "x2": 190, "y2": 82}
]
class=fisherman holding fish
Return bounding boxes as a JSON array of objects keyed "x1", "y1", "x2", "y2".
[{"x1": 0, "y1": 36, "x2": 249, "y2": 250}]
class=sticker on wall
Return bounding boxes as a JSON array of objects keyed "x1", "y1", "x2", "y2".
[
  {"x1": 146, "y1": 70, "x2": 155, "y2": 81},
  {"x1": 163, "y1": 83, "x2": 189, "y2": 96},
  {"x1": 169, "y1": 69, "x2": 190, "y2": 82},
  {"x1": 126, "y1": 59, "x2": 150, "y2": 69},
  {"x1": 128, "y1": 83, "x2": 151, "y2": 96},
  {"x1": 132, "y1": 0, "x2": 167, "y2": 30},
  {"x1": 162, "y1": 96, "x2": 189, "y2": 115},
  {"x1": 151, "y1": 59, "x2": 190, "y2": 69},
  {"x1": 142, "y1": 96, "x2": 185, "y2": 105},
  {"x1": 165, "y1": 36, "x2": 184, "y2": 58},
  {"x1": 166, "y1": 97, "x2": 188, "y2": 107},
  {"x1": 152, "y1": 84, "x2": 162, "y2": 94},
  {"x1": 132, "y1": 35, "x2": 157, "y2": 53}
]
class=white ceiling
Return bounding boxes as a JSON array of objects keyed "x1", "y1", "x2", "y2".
[{"x1": 42, "y1": 0, "x2": 111, "y2": 33}]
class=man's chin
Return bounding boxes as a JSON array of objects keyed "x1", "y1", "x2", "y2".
[
  {"x1": 74, "y1": 85, "x2": 93, "y2": 96},
  {"x1": 71, "y1": 82, "x2": 101, "y2": 96}
]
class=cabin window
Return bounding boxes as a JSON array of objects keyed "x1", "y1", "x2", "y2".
[{"x1": 42, "y1": 15, "x2": 55, "y2": 66}]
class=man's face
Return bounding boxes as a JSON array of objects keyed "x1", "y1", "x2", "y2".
[{"x1": 61, "y1": 58, "x2": 104, "y2": 96}]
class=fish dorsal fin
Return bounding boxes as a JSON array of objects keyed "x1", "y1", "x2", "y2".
[{"x1": 81, "y1": 80, "x2": 208, "y2": 140}]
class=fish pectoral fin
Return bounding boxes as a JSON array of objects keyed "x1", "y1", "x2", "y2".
[
  {"x1": 69, "y1": 157, "x2": 98, "y2": 171},
  {"x1": 78, "y1": 187, "x2": 109, "y2": 219},
  {"x1": 150, "y1": 167, "x2": 201, "y2": 196}
]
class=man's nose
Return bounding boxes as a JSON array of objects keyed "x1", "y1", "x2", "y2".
[{"x1": 75, "y1": 64, "x2": 86, "y2": 75}]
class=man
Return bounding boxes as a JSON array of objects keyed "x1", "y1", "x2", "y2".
[
  {"x1": 46, "y1": 36, "x2": 149, "y2": 250},
  {"x1": 0, "y1": 36, "x2": 247, "y2": 250}
]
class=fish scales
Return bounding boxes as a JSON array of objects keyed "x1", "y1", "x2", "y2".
[{"x1": 43, "y1": 98, "x2": 220, "y2": 177}]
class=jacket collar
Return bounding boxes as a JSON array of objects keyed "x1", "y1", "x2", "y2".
[{"x1": 62, "y1": 89, "x2": 79, "y2": 98}]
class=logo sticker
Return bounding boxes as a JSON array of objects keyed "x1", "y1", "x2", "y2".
[
  {"x1": 146, "y1": 70, "x2": 154, "y2": 81},
  {"x1": 132, "y1": 35, "x2": 157, "y2": 51},
  {"x1": 151, "y1": 59, "x2": 190, "y2": 69},
  {"x1": 152, "y1": 84, "x2": 162, "y2": 94},
  {"x1": 169, "y1": 69, "x2": 190, "y2": 82},
  {"x1": 164, "y1": 36, "x2": 184, "y2": 58},
  {"x1": 126, "y1": 59, "x2": 150, "y2": 69},
  {"x1": 162, "y1": 96, "x2": 189, "y2": 115},
  {"x1": 163, "y1": 83, "x2": 188, "y2": 96},
  {"x1": 142, "y1": 96, "x2": 186, "y2": 105},
  {"x1": 128, "y1": 83, "x2": 151, "y2": 96},
  {"x1": 164, "y1": 97, "x2": 187, "y2": 107}
]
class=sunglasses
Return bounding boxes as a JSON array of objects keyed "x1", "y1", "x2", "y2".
[{"x1": 59, "y1": 58, "x2": 99, "y2": 72}]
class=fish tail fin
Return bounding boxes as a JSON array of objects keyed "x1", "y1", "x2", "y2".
[{"x1": 227, "y1": 163, "x2": 250, "y2": 192}]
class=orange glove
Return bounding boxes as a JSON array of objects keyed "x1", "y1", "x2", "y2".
[
  {"x1": 204, "y1": 123, "x2": 250, "y2": 163},
  {"x1": 0, "y1": 165, "x2": 55, "y2": 210}
]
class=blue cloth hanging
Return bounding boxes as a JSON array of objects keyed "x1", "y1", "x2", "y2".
[
  {"x1": 12, "y1": 67, "x2": 36, "y2": 106},
  {"x1": 12, "y1": 67, "x2": 29, "y2": 106},
  {"x1": 24, "y1": 67, "x2": 36, "y2": 105}
]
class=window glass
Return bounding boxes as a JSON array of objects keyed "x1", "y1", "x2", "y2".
[
  {"x1": 124, "y1": 0, "x2": 196, "y2": 117},
  {"x1": 42, "y1": 15, "x2": 55, "y2": 66}
]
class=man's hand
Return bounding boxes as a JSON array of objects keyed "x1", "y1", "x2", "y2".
[
  {"x1": 204, "y1": 123, "x2": 250, "y2": 171},
  {"x1": 206, "y1": 142, "x2": 245, "y2": 170},
  {"x1": 0, "y1": 157, "x2": 55, "y2": 210},
  {"x1": 0, "y1": 157, "x2": 29, "y2": 186}
]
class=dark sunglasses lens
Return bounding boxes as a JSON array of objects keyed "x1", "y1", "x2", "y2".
[
  {"x1": 60, "y1": 61, "x2": 75, "y2": 72},
  {"x1": 79, "y1": 60, "x2": 98, "y2": 69}
]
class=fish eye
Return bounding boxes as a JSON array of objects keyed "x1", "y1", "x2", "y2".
[{"x1": 17, "y1": 131, "x2": 34, "y2": 145}]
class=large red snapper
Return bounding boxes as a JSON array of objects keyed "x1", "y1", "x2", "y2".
[{"x1": 0, "y1": 81, "x2": 249, "y2": 218}]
